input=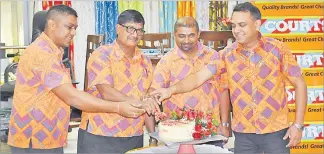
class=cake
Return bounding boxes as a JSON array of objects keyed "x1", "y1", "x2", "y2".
[{"x1": 158, "y1": 119, "x2": 195, "y2": 142}]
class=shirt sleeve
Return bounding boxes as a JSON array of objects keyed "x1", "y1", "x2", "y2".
[
  {"x1": 205, "y1": 50, "x2": 229, "y2": 92},
  {"x1": 86, "y1": 46, "x2": 113, "y2": 90},
  {"x1": 32, "y1": 51, "x2": 71, "y2": 91},
  {"x1": 280, "y1": 43, "x2": 302, "y2": 82},
  {"x1": 151, "y1": 56, "x2": 171, "y2": 89},
  {"x1": 142, "y1": 55, "x2": 154, "y2": 93}
]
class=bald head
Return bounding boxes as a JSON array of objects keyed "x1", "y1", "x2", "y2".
[
  {"x1": 45, "y1": 5, "x2": 78, "y2": 28},
  {"x1": 174, "y1": 16, "x2": 199, "y2": 33}
]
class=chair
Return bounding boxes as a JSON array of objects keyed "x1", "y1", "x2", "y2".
[
  {"x1": 84, "y1": 35, "x2": 104, "y2": 91},
  {"x1": 199, "y1": 31, "x2": 235, "y2": 51},
  {"x1": 31, "y1": 11, "x2": 47, "y2": 42},
  {"x1": 138, "y1": 33, "x2": 171, "y2": 66},
  {"x1": 138, "y1": 33, "x2": 171, "y2": 49}
]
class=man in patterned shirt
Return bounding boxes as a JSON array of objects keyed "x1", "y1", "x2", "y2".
[
  {"x1": 151, "y1": 16, "x2": 225, "y2": 137},
  {"x1": 151, "y1": 2, "x2": 307, "y2": 154},
  {"x1": 8, "y1": 5, "x2": 159, "y2": 154},
  {"x1": 77, "y1": 10, "x2": 158, "y2": 153}
]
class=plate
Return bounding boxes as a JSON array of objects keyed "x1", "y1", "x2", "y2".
[
  {"x1": 148, "y1": 131, "x2": 228, "y2": 146},
  {"x1": 127, "y1": 144, "x2": 233, "y2": 153}
]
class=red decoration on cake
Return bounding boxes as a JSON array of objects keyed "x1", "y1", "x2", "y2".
[{"x1": 167, "y1": 108, "x2": 220, "y2": 140}]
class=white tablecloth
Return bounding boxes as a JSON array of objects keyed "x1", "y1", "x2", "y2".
[{"x1": 128, "y1": 144, "x2": 233, "y2": 153}]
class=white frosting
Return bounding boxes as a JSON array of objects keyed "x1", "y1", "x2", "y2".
[{"x1": 158, "y1": 119, "x2": 195, "y2": 142}]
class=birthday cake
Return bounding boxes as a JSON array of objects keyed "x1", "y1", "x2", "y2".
[
  {"x1": 158, "y1": 119, "x2": 195, "y2": 142},
  {"x1": 156, "y1": 108, "x2": 220, "y2": 143}
]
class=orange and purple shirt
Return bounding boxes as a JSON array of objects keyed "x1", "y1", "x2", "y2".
[
  {"x1": 207, "y1": 35, "x2": 302, "y2": 134},
  {"x1": 151, "y1": 42, "x2": 223, "y2": 122},
  {"x1": 7, "y1": 33, "x2": 71, "y2": 149},
  {"x1": 79, "y1": 42, "x2": 153, "y2": 137}
]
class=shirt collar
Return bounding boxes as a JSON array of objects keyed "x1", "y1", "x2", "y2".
[
  {"x1": 112, "y1": 41, "x2": 143, "y2": 61},
  {"x1": 39, "y1": 32, "x2": 64, "y2": 58},
  {"x1": 236, "y1": 32, "x2": 266, "y2": 54}
]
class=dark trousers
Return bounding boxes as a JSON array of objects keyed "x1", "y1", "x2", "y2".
[
  {"x1": 234, "y1": 128, "x2": 290, "y2": 154},
  {"x1": 10, "y1": 140, "x2": 63, "y2": 154},
  {"x1": 77, "y1": 128, "x2": 143, "y2": 154}
]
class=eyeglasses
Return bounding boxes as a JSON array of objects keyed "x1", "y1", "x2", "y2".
[{"x1": 119, "y1": 24, "x2": 145, "y2": 36}]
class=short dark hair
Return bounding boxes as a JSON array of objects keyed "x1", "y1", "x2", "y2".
[
  {"x1": 46, "y1": 5, "x2": 78, "y2": 23},
  {"x1": 117, "y1": 10, "x2": 145, "y2": 25},
  {"x1": 233, "y1": 2, "x2": 261, "y2": 20},
  {"x1": 174, "y1": 16, "x2": 199, "y2": 32}
]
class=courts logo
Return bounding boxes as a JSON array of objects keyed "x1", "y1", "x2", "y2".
[
  {"x1": 286, "y1": 87, "x2": 323, "y2": 104},
  {"x1": 293, "y1": 52, "x2": 323, "y2": 68},
  {"x1": 260, "y1": 18, "x2": 323, "y2": 34},
  {"x1": 302, "y1": 124, "x2": 323, "y2": 140}
]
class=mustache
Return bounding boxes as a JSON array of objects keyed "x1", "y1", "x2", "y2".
[
  {"x1": 180, "y1": 43, "x2": 192, "y2": 46},
  {"x1": 127, "y1": 36, "x2": 139, "y2": 41},
  {"x1": 180, "y1": 43, "x2": 193, "y2": 46}
]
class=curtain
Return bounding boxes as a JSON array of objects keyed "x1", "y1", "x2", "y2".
[
  {"x1": 95, "y1": 1, "x2": 118, "y2": 44},
  {"x1": 118, "y1": 0, "x2": 144, "y2": 14},
  {"x1": 209, "y1": 1, "x2": 228, "y2": 31},
  {"x1": 42, "y1": 0, "x2": 71, "y2": 10},
  {"x1": 177, "y1": 1, "x2": 196, "y2": 18},
  {"x1": 159, "y1": 1, "x2": 177, "y2": 47},
  {"x1": 143, "y1": 1, "x2": 159, "y2": 33},
  {"x1": 196, "y1": 1, "x2": 210, "y2": 31},
  {"x1": 159, "y1": 1, "x2": 177, "y2": 33},
  {"x1": 0, "y1": 1, "x2": 24, "y2": 52}
]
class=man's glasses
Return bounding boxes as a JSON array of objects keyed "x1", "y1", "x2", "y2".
[{"x1": 119, "y1": 24, "x2": 145, "y2": 36}]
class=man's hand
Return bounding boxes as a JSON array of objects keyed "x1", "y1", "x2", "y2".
[
  {"x1": 134, "y1": 97, "x2": 161, "y2": 116},
  {"x1": 220, "y1": 126, "x2": 230, "y2": 138},
  {"x1": 118, "y1": 100, "x2": 146, "y2": 118},
  {"x1": 219, "y1": 125, "x2": 230, "y2": 144},
  {"x1": 283, "y1": 125, "x2": 302, "y2": 147},
  {"x1": 150, "y1": 88, "x2": 173, "y2": 102}
]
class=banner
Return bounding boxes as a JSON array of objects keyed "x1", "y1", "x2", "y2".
[
  {"x1": 291, "y1": 142, "x2": 324, "y2": 153},
  {"x1": 301, "y1": 68, "x2": 324, "y2": 86},
  {"x1": 291, "y1": 122, "x2": 324, "y2": 153},
  {"x1": 254, "y1": 1, "x2": 324, "y2": 16},
  {"x1": 260, "y1": 17, "x2": 323, "y2": 34},
  {"x1": 255, "y1": 1, "x2": 324, "y2": 152},
  {"x1": 292, "y1": 50, "x2": 323, "y2": 68},
  {"x1": 286, "y1": 86, "x2": 323, "y2": 105},
  {"x1": 265, "y1": 34, "x2": 323, "y2": 50}
]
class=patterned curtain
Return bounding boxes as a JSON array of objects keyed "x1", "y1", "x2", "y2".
[
  {"x1": 159, "y1": 1, "x2": 177, "y2": 47},
  {"x1": 177, "y1": 1, "x2": 196, "y2": 18},
  {"x1": 196, "y1": 1, "x2": 210, "y2": 31},
  {"x1": 118, "y1": 0, "x2": 144, "y2": 14},
  {"x1": 143, "y1": 1, "x2": 159, "y2": 33},
  {"x1": 209, "y1": 1, "x2": 228, "y2": 31},
  {"x1": 42, "y1": 0, "x2": 71, "y2": 10},
  {"x1": 94, "y1": 1, "x2": 118, "y2": 44}
]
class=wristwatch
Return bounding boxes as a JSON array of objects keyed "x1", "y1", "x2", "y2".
[
  {"x1": 222, "y1": 122, "x2": 230, "y2": 127},
  {"x1": 293, "y1": 123, "x2": 304, "y2": 132}
]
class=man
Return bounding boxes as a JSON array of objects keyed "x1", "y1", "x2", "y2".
[
  {"x1": 151, "y1": 16, "x2": 227, "y2": 138},
  {"x1": 7, "y1": 5, "x2": 159, "y2": 154},
  {"x1": 152, "y1": 2, "x2": 307, "y2": 154},
  {"x1": 77, "y1": 10, "x2": 158, "y2": 154}
]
